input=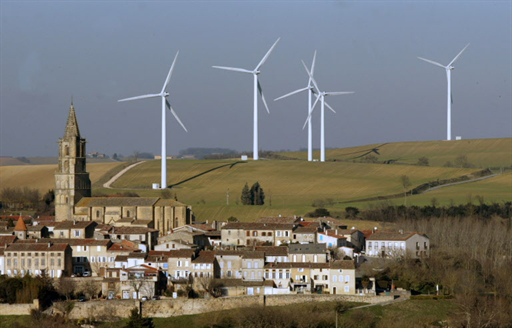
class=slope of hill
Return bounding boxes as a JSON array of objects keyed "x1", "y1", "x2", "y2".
[
  {"x1": 279, "y1": 138, "x2": 512, "y2": 168},
  {"x1": 100, "y1": 159, "x2": 489, "y2": 221},
  {"x1": 0, "y1": 162, "x2": 123, "y2": 192}
]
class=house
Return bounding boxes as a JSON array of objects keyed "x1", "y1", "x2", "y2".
[
  {"x1": 221, "y1": 223, "x2": 295, "y2": 246},
  {"x1": 264, "y1": 262, "x2": 292, "y2": 289},
  {"x1": 336, "y1": 229, "x2": 366, "y2": 252},
  {"x1": 159, "y1": 230, "x2": 209, "y2": 249},
  {"x1": 145, "y1": 251, "x2": 171, "y2": 272},
  {"x1": 329, "y1": 260, "x2": 356, "y2": 294},
  {"x1": 317, "y1": 230, "x2": 347, "y2": 248},
  {"x1": 109, "y1": 226, "x2": 159, "y2": 251},
  {"x1": 191, "y1": 251, "x2": 217, "y2": 279},
  {"x1": 4, "y1": 242, "x2": 72, "y2": 278},
  {"x1": 215, "y1": 250, "x2": 243, "y2": 279},
  {"x1": 256, "y1": 216, "x2": 302, "y2": 224},
  {"x1": 255, "y1": 246, "x2": 288, "y2": 263},
  {"x1": 310, "y1": 263, "x2": 331, "y2": 293},
  {"x1": 288, "y1": 243, "x2": 328, "y2": 263},
  {"x1": 166, "y1": 249, "x2": 195, "y2": 280},
  {"x1": 210, "y1": 279, "x2": 275, "y2": 297},
  {"x1": 291, "y1": 225, "x2": 317, "y2": 244},
  {"x1": 53, "y1": 220, "x2": 97, "y2": 239},
  {"x1": 365, "y1": 231, "x2": 430, "y2": 258},
  {"x1": 154, "y1": 239, "x2": 197, "y2": 251},
  {"x1": 241, "y1": 251, "x2": 264, "y2": 281},
  {"x1": 114, "y1": 264, "x2": 166, "y2": 300}
]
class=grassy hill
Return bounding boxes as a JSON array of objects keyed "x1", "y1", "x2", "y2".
[
  {"x1": 279, "y1": 138, "x2": 512, "y2": 168},
  {"x1": 97, "y1": 159, "x2": 490, "y2": 222},
  {"x1": 0, "y1": 162, "x2": 123, "y2": 192}
]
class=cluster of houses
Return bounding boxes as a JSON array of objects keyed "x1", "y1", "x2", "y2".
[{"x1": 0, "y1": 214, "x2": 430, "y2": 300}]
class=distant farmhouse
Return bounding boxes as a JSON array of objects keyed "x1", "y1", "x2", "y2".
[{"x1": 54, "y1": 103, "x2": 193, "y2": 236}]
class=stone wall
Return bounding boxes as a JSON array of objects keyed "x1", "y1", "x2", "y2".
[
  {"x1": 63, "y1": 294, "x2": 394, "y2": 319},
  {"x1": 0, "y1": 299, "x2": 39, "y2": 315}
]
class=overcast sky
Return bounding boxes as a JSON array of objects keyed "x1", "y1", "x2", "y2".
[{"x1": 1, "y1": 1, "x2": 510, "y2": 157}]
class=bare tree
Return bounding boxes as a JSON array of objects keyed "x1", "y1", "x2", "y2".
[
  {"x1": 57, "y1": 276, "x2": 75, "y2": 300},
  {"x1": 81, "y1": 279, "x2": 100, "y2": 300},
  {"x1": 197, "y1": 277, "x2": 222, "y2": 298},
  {"x1": 399, "y1": 175, "x2": 411, "y2": 206}
]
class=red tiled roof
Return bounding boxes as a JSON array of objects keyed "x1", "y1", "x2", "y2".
[
  {"x1": 222, "y1": 222, "x2": 295, "y2": 231},
  {"x1": 54, "y1": 221, "x2": 97, "y2": 230},
  {"x1": 192, "y1": 251, "x2": 216, "y2": 263},
  {"x1": 366, "y1": 231, "x2": 424, "y2": 241},
  {"x1": 14, "y1": 217, "x2": 27, "y2": 231},
  {"x1": 330, "y1": 260, "x2": 355, "y2": 270},
  {"x1": 264, "y1": 262, "x2": 330, "y2": 269},
  {"x1": 6, "y1": 242, "x2": 69, "y2": 252},
  {"x1": 166, "y1": 250, "x2": 195, "y2": 258},
  {"x1": 0, "y1": 236, "x2": 16, "y2": 246},
  {"x1": 111, "y1": 226, "x2": 158, "y2": 234},
  {"x1": 254, "y1": 246, "x2": 288, "y2": 256}
]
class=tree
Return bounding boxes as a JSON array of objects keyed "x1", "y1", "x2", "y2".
[
  {"x1": 250, "y1": 182, "x2": 265, "y2": 205},
  {"x1": 400, "y1": 175, "x2": 411, "y2": 206},
  {"x1": 417, "y1": 157, "x2": 429, "y2": 166},
  {"x1": 241, "y1": 183, "x2": 251, "y2": 205},
  {"x1": 198, "y1": 277, "x2": 222, "y2": 298},
  {"x1": 454, "y1": 155, "x2": 472, "y2": 168},
  {"x1": 57, "y1": 276, "x2": 75, "y2": 300},
  {"x1": 227, "y1": 216, "x2": 238, "y2": 222},
  {"x1": 124, "y1": 307, "x2": 154, "y2": 328},
  {"x1": 345, "y1": 207, "x2": 359, "y2": 218},
  {"x1": 307, "y1": 208, "x2": 330, "y2": 217}
]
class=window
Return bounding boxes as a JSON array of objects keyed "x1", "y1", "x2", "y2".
[
  {"x1": 247, "y1": 262, "x2": 252, "y2": 269},
  {"x1": 41, "y1": 259, "x2": 45, "y2": 266},
  {"x1": 253, "y1": 231, "x2": 257, "y2": 237},
  {"x1": 21, "y1": 259, "x2": 25, "y2": 267},
  {"x1": 298, "y1": 268, "x2": 304, "y2": 272},
  {"x1": 246, "y1": 231, "x2": 250, "y2": 236},
  {"x1": 319, "y1": 235, "x2": 323, "y2": 241},
  {"x1": 333, "y1": 275, "x2": 337, "y2": 282},
  {"x1": 314, "y1": 255, "x2": 318, "y2": 263},
  {"x1": 344, "y1": 286, "x2": 349, "y2": 293},
  {"x1": 177, "y1": 261, "x2": 182, "y2": 267},
  {"x1": 227, "y1": 261, "x2": 232, "y2": 269},
  {"x1": 323, "y1": 275, "x2": 328, "y2": 280},
  {"x1": 97, "y1": 246, "x2": 101, "y2": 252},
  {"x1": 35, "y1": 259, "x2": 38, "y2": 268},
  {"x1": 50, "y1": 259, "x2": 54, "y2": 266},
  {"x1": 268, "y1": 232, "x2": 272, "y2": 236},
  {"x1": 58, "y1": 259, "x2": 61, "y2": 266},
  {"x1": 285, "y1": 231, "x2": 289, "y2": 237},
  {"x1": 127, "y1": 210, "x2": 130, "y2": 217},
  {"x1": 368, "y1": 242, "x2": 372, "y2": 249},
  {"x1": 314, "y1": 275, "x2": 319, "y2": 280},
  {"x1": 276, "y1": 231, "x2": 281, "y2": 237},
  {"x1": 262, "y1": 232, "x2": 266, "y2": 236},
  {"x1": 74, "y1": 230, "x2": 81, "y2": 237},
  {"x1": 185, "y1": 261, "x2": 189, "y2": 267},
  {"x1": 96, "y1": 211, "x2": 100, "y2": 218},
  {"x1": 416, "y1": 242, "x2": 420, "y2": 250},
  {"x1": 286, "y1": 272, "x2": 290, "y2": 279},
  {"x1": 219, "y1": 261, "x2": 223, "y2": 268},
  {"x1": 345, "y1": 275, "x2": 350, "y2": 282},
  {"x1": 424, "y1": 242, "x2": 428, "y2": 250},
  {"x1": 91, "y1": 257, "x2": 95, "y2": 262},
  {"x1": 254, "y1": 262, "x2": 258, "y2": 269},
  {"x1": 7, "y1": 259, "x2": 10, "y2": 266}
]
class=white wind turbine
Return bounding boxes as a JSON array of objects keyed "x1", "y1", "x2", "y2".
[
  {"x1": 301, "y1": 61, "x2": 354, "y2": 162},
  {"x1": 118, "y1": 52, "x2": 188, "y2": 189},
  {"x1": 213, "y1": 38, "x2": 280, "y2": 160},
  {"x1": 418, "y1": 44, "x2": 470, "y2": 141}
]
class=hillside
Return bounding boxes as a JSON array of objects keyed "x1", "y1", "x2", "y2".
[
  {"x1": 279, "y1": 138, "x2": 512, "y2": 168},
  {"x1": 99, "y1": 159, "x2": 491, "y2": 221},
  {"x1": 0, "y1": 162, "x2": 123, "y2": 192}
]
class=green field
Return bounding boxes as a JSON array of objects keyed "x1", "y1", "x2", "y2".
[
  {"x1": 100, "y1": 159, "x2": 492, "y2": 222},
  {"x1": 279, "y1": 138, "x2": 512, "y2": 168}
]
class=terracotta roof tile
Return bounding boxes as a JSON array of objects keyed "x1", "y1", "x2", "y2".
[
  {"x1": 222, "y1": 222, "x2": 295, "y2": 231},
  {"x1": 255, "y1": 246, "x2": 288, "y2": 256},
  {"x1": 14, "y1": 217, "x2": 27, "y2": 231}
]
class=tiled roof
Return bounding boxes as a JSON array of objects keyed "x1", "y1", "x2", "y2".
[
  {"x1": 298, "y1": 221, "x2": 320, "y2": 227},
  {"x1": 360, "y1": 230, "x2": 375, "y2": 239},
  {"x1": 166, "y1": 250, "x2": 195, "y2": 258},
  {"x1": 318, "y1": 231, "x2": 347, "y2": 239},
  {"x1": 222, "y1": 222, "x2": 295, "y2": 231},
  {"x1": 108, "y1": 243, "x2": 137, "y2": 252},
  {"x1": 188, "y1": 224, "x2": 215, "y2": 231},
  {"x1": 0, "y1": 236, "x2": 16, "y2": 246},
  {"x1": 14, "y1": 217, "x2": 27, "y2": 231},
  {"x1": 215, "y1": 250, "x2": 264, "y2": 259},
  {"x1": 213, "y1": 279, "x2": 274, "y2": 288},
  {"x1": 27, "y1": 226, "x2": 45, "y2": 231},
  {"x1": 293, "y1": 226, "x2": 317, "y2": 234},
  {"x1": 38, "y1": 238, "x2": 111, "y2": 247},
  {"x1": 330, "y1": 260, "x2": 355, "y2": 270},
  {"x1": 114, "y1": 218, "x2": 133, "y2": 223},
  {"x1": 128, "y1": 252, "x2": 147, "y2": 258},
  {"x1": 255, "y1": 246, "x2": 288, "y2": 256},
  {"x1": 264, "y1": 262, "x2": 330, "y2": 269},
  {"x1": 257, "y1": 216, "x2": 301, "y2": 224},
  {"x1": 192, "y1": 251, "x2": 216, "y2": 263},
  {"x1": 6, "y1": 243, "x2": 69, "y2": 252},
  {"x1": 54, "y1": 221, "x2": 96, "y2": 230},
  {"x1": 154, "y1": 199, "x2": 185, "y2": 207},
  {"x1": 288, "y1": 243, "x2": 326, "y2": 254},
  {"x1": 115, "y1": 255, "x2": 128, "y2": 262},
  {"x1": 366, "y1": 231, "x2": 423, "y2": 241},
  {"x1": 132, "y1": 220, "x2": 152, "y2": 226},
  {"x1": 95, "y1": 224, "x2": 112, "y2": 231},
  {"x1": 75, "y1": 197, "x2": 159, "y2": 207},
  {"x1": 111, "y1": 226, "x2": 158, "y2": 234}
]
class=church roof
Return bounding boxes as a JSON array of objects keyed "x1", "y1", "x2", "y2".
[
  {"x1": 14, "y1": 217, "x2": 27, "y2": 231},
  {"x1": 63, "y1": 103, "x2": 81, "y2": 138},
  {"x1": 75, "y1": 197, "x2": 160, "y2": 207}
]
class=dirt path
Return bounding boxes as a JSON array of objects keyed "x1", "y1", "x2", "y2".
[
  {"x1": 423, "y1": 173, "x2": 499, "y2": 193},
  {"x1": 103, "y1": 161, "x2": 146, "y2": 189}
]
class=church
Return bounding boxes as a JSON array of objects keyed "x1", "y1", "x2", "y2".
[{"x1": 54, "y1": 103, "x2": 192, "y2": 235}]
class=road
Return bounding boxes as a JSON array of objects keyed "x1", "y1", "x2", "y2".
[{"x1": 103, "y1": 161, "x2": 146, "y2": 189}]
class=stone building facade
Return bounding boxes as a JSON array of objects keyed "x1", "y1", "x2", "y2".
[{"x1": 55, "y1": 103, "x2": 91, "y2": 222}]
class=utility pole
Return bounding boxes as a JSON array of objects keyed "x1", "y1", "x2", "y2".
[{"x1": 226, "y1": 189, "x2": 229, "y2": 206}]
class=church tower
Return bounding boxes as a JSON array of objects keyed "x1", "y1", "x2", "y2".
[{"x1": 55, "y1": 102, "x2": 91, "y2": 221}]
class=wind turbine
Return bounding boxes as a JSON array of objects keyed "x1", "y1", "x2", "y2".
[
  {"x1": 417, "y1": 44, "x2": 470, "y2": 141},
  {"x1": 118, "y1": 51, "x2": 187, "y2": 189},
  {"x1": 213, "y1": 38, "x2": 280, "y2": 161},
  {"x1": 301, "y1": 61, "x2": 354, "y2": 162}
]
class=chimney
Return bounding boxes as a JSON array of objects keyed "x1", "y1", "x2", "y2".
[
  {"x1": 278, "y1": 214, "x2": 282, "y2": 218},
  {"x1": 336, "y1": 229, "x2": 338, "y2": 235},
  {"x1": 47, "y1": 242, "x2": 51, "y2": 248},
  {"x1": 399, "y1": 229, "x2": 403, "y2": 234},
  {"x1": 73, "y1": 220, "x2": 76, "y2": 225}
]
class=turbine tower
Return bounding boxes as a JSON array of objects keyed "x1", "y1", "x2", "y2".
[
  {"x1": 118, "y1": 52, "x2": 188, "y2": 189},
  {"x1": 418, "y1": 44, "x2": 470, "y2": 141},
  {"x1": 301, "y1": 61, "x2": 354, "y2": 162},
  {"x1": 213, "y1": 38, "x2": 280, "y2": 160}
]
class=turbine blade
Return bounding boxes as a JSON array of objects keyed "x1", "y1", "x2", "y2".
[
  {"x1": 166, "y1": 100, "x2": 188, "y2": 132},
  {"x1": 118, "y1": 94, "x2": 161, "y2": 102},
  {"x1": 274, "y1": 86, "x2": 310, "y2": 101},
  {"x1": 302, "y1": 95, "x2": 321, "y2": 130},
  {"x1": 161, "y1": 51, "x2": 179, "y2": 93},
  {"x1": 325, "y1": 91, "x2": 355, "y2": 96},
  {"x1": 448, "y1": 43, "x2": 470, "y2": 66},
  {"x1": 258, "y1": 80, "x2": 270, "y2": 114},
  {"x1": 417, "y1": 57, "x2": 446, "y2": 69},
  {"x1": 324, "y1": 101, "x2": 336, "y2": 114},
  {"x1": 302, "y1": 60, "x2": 321, "y2": 93},
  {"x1": 212, "y1": 66, "x2": 254, "y2": 74},
  {"x1": 310, "y1": 50, "x2": 317, "y2": 77},
  {"x1": 255, "y1": 37, "x2": 280, "y2": 71}
]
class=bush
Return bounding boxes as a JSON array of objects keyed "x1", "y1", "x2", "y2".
[
  {"x1": 417, "y1": 157, "x2": 429, "y2": 166},
  {"x1": 410, "y1": 295, "x2": 453, "y2": 300},
  {"x1": 306, "y1": 208, "x2": 330, "y2": 217}
]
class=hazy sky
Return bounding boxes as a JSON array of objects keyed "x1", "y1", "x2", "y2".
[{"x1": 1, "y1": 1, "x2": 510, "y2": 157}]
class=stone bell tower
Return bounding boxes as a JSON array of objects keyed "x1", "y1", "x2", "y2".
[{"x1": 55, "y1": 102, "x2": 91, "y2": 221}]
